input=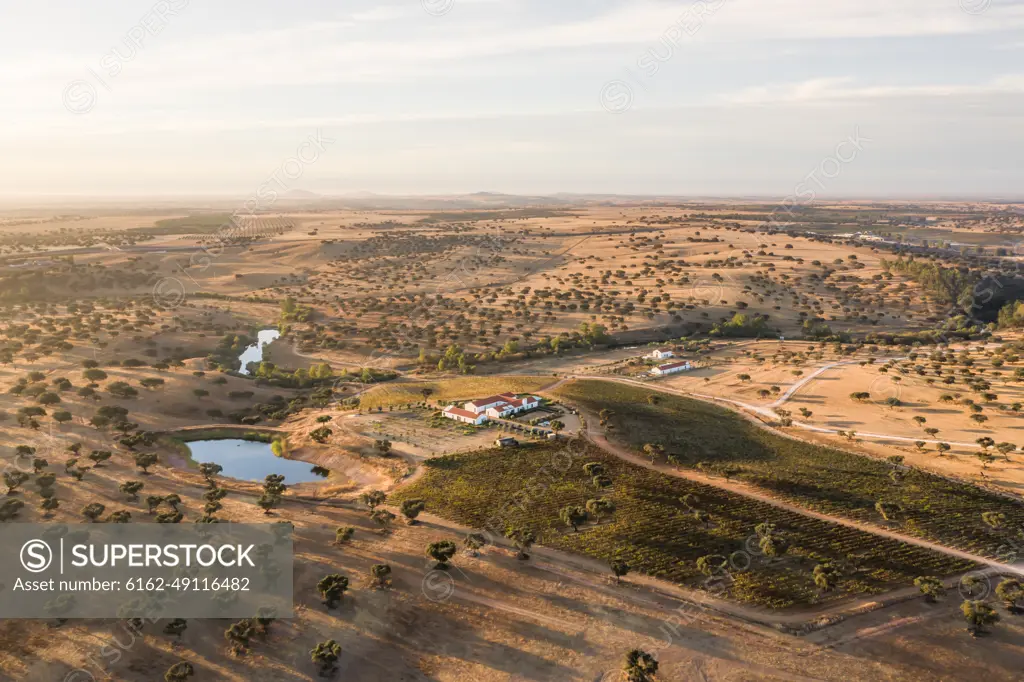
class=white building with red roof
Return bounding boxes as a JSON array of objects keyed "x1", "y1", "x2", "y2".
[
  {"x1": 464, "y1": 393, "x2": 517, "y2": 414},
  {"x1": 442, "y1": 392, "x2": 542, "y2": 424},
  {"x1": 486, "y1": 395, "x2": 540, "y2": 419},
  {"x1": 442, "y1": 405, "x2": 488, "y2": 425},
  {"x1": 651, "y1": 360, "x2": 692, "y2": 376}
]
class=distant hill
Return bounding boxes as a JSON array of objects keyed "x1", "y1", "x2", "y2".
[{"x1": 281, "y1": 189, "x2": 321, "y2": 200}]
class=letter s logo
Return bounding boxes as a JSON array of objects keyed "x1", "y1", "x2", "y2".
[{"x1": 21, "y1": 539, "x2": 53, "y2": 573}]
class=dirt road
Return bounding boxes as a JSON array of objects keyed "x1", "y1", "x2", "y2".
[{"x1": 554, "y1": 380, "x2": 1023, "y2": 578}]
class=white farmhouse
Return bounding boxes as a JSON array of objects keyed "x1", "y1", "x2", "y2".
[
  {"x1": 651, "y1": 360, "x2": 692, "y2": 376},
  {"x1": 485, "y1": 395, "x2": 541, "y2": 419},
  {"x1": 442, "y1": 392, "x2": 542, "y2": 424},
  {"x1": 464, "y1": 393, "x2": 517, "y2": 414},
  {"x1": 442, "y1": 405, "x2": 488, "y2": 425},
  {"x1": 645, "y1": 348, "x2": 675, "y2": 360}
]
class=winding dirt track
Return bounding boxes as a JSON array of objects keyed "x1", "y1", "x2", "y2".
[
  {"x1": 544, "y1": 376, "x2": 1024, "y2": 577},
  {"x1": 605, "y1": 367, "x2": 983, "y2": 449},
  {"x1": 352, "y1": 367, "x2": 1022, "y2": 574}
]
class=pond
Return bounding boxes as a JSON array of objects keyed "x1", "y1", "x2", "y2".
[
  {"x1": 185, "y1": 439, "x2": 322, "y2": 484},
  {"x1": 238, "y1": 329, "x2": 280, "y2": 375}
]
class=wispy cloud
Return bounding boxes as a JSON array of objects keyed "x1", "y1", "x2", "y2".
[
  {"x1": 0, "y1": 0, "x2": 1021, "y2": 195},
  {"x1": 719, "y1": 75, "x2": 1024, "y2": 105},
  {"x1": 6, "y1": 0, "x2": 1024, "y2": 94}
]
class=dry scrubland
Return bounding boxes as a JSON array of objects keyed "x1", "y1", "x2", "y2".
[
  {"x1": 641, "y1": 338, "x2": 1024, "y2": 494},
  {"x1": 0, "y1": 202, "x2": 1021, "y2": 680},
  {"x1": 551, "y1": 380, "x2": 1024, "y2": 558},
  {"x1": 356, "y1": 376, "x2": 553, "y2": 411},
  {"x1": 393, "y1": 439, "x2": 975, "y2": 610}
]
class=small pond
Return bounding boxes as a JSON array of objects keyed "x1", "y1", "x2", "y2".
[
  {"x1": 238, "y1": 329, "x2": 280, "y2": 375},
  {"x1": 185, "y1": 439, "x2": 322, "y2": 484}
]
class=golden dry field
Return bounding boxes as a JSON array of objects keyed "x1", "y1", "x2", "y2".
[{"x1": 0, "y1": 200, "x2": 1022, "y2": 681}]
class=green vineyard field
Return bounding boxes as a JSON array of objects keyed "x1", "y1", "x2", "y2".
[
  {"x1": 552, "y1": 380, "x2": 1024, "y2": 559},
  {"x1": 394, "y1": 440, "x2": 975, "y2": 610}
]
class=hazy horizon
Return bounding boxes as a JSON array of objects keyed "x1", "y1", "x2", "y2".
[
  {"x1": 1, "y1": 190, "x2": 1022, "y2": 204},
  {"x1": 2, "y1": 0, "x2": 1023, "y2": 198}
]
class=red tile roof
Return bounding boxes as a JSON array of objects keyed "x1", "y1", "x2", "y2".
[
  {"x1": 657, "y1": 360, "x2": 691, "y2": 371},
  {"x1": 467, "y1": 393, "x2": 517, "y2": 409},
  {"x1": 444, "y1": 406, "x2": 482, "y2": 420}
]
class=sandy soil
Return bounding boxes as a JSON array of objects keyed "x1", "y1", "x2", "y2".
[
  {"x1": 1, "y1": 204, "x2": 1022, "y2": 680},
  {"x1": 622, "y1": 340, "x2": 1024, "y2": 497}
]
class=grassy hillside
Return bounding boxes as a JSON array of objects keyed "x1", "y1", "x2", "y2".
[
  {"x1": 358, "y1": 376, "x2": 552, "y2": 410},
  {"x1": 552, "y1": 380, "x2": 1024, "y2": 558},
  {"x1": 394, "y1": 441, "x2": 973, "y2": 610}
]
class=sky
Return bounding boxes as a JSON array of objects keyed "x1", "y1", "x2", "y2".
[{"x1": 1, "y1": 0, "x2": 1023, "y2": 198}]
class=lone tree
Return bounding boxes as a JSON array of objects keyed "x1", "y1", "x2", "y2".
[
  {"x1": 134, "y1": 453, "x2": 158, "y2": 474},
  {"x1": 199, "y1": 462, "x2": 223, "y2": 484},
  {"x1": 146, "y1": 495, "x2": 164, "y2": 514},
  {"x1": 995, "y1": 578, "x2": 1023, "y2": 612},
  {"x1": 225, "y1": 618, "x2": 254, "y2": 655},
  {"x1": 3, "y1": 471, "x2": 30, "y2": 494},
  {"x1": 309, "y1": 426, "x2": 333, "y2": 443},
  {"x1": 623, "y1": 648, "x2": 659, "y2": 682},
  {"x1": 258, "y1": 492, "x2": 281, "y2": 515},
  {"x1": 258, "y1": 474, "x2": 286, "y2": 515},
  {"x1": 311, "y1": 639, "x2": 342, "y2": 677},
  {"x1": 370, "y1": 508, "x2": 395, "y2": 530},
  {"x1": 164, "y1": 662, "x2": 195, "y2": 682},
  {"x1": 88, "y1": 450, "x2": 112, "y2": 467},
  {"x1": 81, "y1": 502, "x2": 105, "y2": 522},
  {"x1": 812, "y1": 563, "x2": 840, "y2": 592},
  {"x1": 40, "y1": 497, "x2": 59, "y2": 517},
  {"x1": 610, "y1": 559, "x2": 630, "y2": 584},
  {"x1": 0, "y1": 499, "x2": 24, "y2": 521},
  {"x1": 506, "y1": 527, "x2": 536, "y2": 560},
  {"x1": 255, "y1": 607, "x2": 276, "y2": 636},
  {"x1": 317, "y1": 574, "x2": 350, "y2": 609},
  {"x1": 586, "y1": 498, "x2": 616, "y2": 523},
  {"x1": 400, "y1": 499, "x2": 426, "y2": 525},
  {"x1": 334, "y1": 526, "x2": 355, "y2": 545},
  {"x1": 995, "y1": 442, "x2": 1017, "y2": 459},
  {"x1": 758, "y1": 531, "x2": 789, "y2": 559},
  {"x1": 961, "y1": 600, "x2": 999, "y2": 637},
  {"x1": 163, "y1": 618, "x2": 187, "y2": 639},
  {"x1": 156, "y1": 511, "x2": 183, "y2": 524},
  {"x1": 360, "y1": 490, "x2": 386, "y2": 511},
  {"x1": 370, "y1": 563, "x2": 392, "y2": 589},
  {"x1": 914, "y1": 576, "x2": 945, "y2": 603},
  {"x1": 642, "y1": 443, "x2": 665, "y2": 464},
  {"x1": 427, "y1": 540, "x2": 458, "y2": 569},
  {"x1": 264, "y1": 474, "x2": 287, "y2": 495},
  {"x1": 559, "y1": 504, "x2": 587, "y2": 532},
  {"x1": 981, "y1": 511, "x2": 1006, "y2": 530},
  {"x1": 119, "y1": 481, "x2": 144, "y2": 501}
]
